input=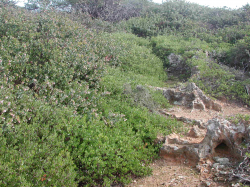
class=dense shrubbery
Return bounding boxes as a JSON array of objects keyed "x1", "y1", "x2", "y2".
[
  {"x1": 0, "y1": 3, "x2": 183, "y2": 186},
  {"x1": 188, "y1": 53, "x2": 250, "y2": 104},
  {"x1": 1, "y1": 0, "x2": 250, "y2": 185},
  {"x1": 148, "y1": 33, "x2": 250, "y2": 104},
  {"x1": 150, "y1": 35, "x2": 210, "y2": 66},
  {"x1": 226, "y1": 36, "x2": 250, "y2": 71},
  {"x1": 119, "y1": 0, "x2": 249, "y2": 39}
]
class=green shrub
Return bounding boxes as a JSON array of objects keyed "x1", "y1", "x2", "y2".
[
  {"x1": 227, "y1": 36, "x2": 250, "y2": 71},
  {"x1": 0, "y1": 7, "x2": 106, "y2": 117},
  {"x1": 67, "y1": 117, "x2": 155, "y2": 186},
  {"x1": 189, "y1": 52, "x2": 250, "y2": 105},
  {"x1": 0, "y1": 5, "x2": 185, "y2": 187},
  {"x1": 111, "y1": 32, "x2": 151, "y2": 47},
  {"x1": 151, "y1": 35, "x2": 210, "y2": 68},
  {"x1": 121, "y1": 15, "x2": 160, "y2": 37},
  {"x1": 227, "y1": 114, "x2": 250, "y2": 124},
  {"x1": 0, "y1": 112, "x2": 78, "y2": 186}
]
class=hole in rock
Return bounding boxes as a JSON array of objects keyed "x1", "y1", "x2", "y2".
[
  {"x1": 214, "y1": 141, "x2": 231, "y2": 157},
  {"x1": 241, "y1": 137, "x2": 246, "y2": 144}
]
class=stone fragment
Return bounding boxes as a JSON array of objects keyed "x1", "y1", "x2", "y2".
[
  {"x1": 188, "y1": 125, "x2": 204, "y2": 138},
  {"x1": 212, "y1": 163, "x2": 225, "y2": 169},
  {"x1": 213, "y1": 157, "x2": 230, "y2": 165},
  {"x1": 154, "y1": 135, "x2": 166, "y2": 145}
]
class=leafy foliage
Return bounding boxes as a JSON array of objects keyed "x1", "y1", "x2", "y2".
[
  {"x1": 188, "y1": 53, "x2": 250, "y2": 105},
  {"x1": 0, "y1": 3, "x2": 182, "y2": 186},
  {"x1": 1, "y1": 0, "x2": 250, "y2": 185}
]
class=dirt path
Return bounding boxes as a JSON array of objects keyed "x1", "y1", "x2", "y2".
[
  {"x1": 126, "y1": 160, "x2": 229, "y2": 187},
  {"x1": 126, "y1": 100, "x2": 250, "y2": 187},
  {"x1": 164, "y1": 101, "x2": 250, "y2": 123},
  {"x1": 127, "y1": 160, "x2": 201, "y2": 187}
]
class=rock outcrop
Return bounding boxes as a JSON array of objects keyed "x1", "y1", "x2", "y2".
[
  {"x1": 160, "y1": 118, "x2": 250, "y2": 185},
  {"x1": 163, "y1": 83, "x2": 222, "y2": 112},
  {"x1": 160, "y1": 118, "x2": 249, "y2": 165},
  {"x1": 199, "y1": 119, "x2": 247, "y2": 159}
]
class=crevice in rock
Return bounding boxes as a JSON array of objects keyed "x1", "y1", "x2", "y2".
[
  {"x1": 214, "y1": 141, "x2": 230, "y2": 157},
  {"x1": 240, "y1": 137, "x2": 245, "y2": 144},
  {"x1": 160, "y1": 118, "x2": 250, "y2": 185}
]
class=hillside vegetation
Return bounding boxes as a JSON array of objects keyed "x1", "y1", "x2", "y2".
[{"x1": 0, "y1": 0, "x2": 250, "y2": 186}]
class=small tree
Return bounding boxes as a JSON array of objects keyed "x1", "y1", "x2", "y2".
[
  {"x1": 26, "y1": 0, "x2": 149, "y2": 22},
  {"x1": 68, "y1": 0, "x2": 149, "y2": 22}
]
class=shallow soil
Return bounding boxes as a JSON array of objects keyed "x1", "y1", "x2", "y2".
[
  {"x1": 126, "y1": 160, "x2": 230, "y2": 187},
  {"x1": 164, "y1": 101, "x2": 250, "y2": 123},
  {"x1": 127, "y1": 160, "x2": 201, "y2": 187},
  {"x1": 126, "y1": 99, "x2": 250, "y2": 187}
]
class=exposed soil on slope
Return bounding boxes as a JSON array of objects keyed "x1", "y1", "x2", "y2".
[
  {"x1": 164, "y1": 101, "x2": 250, "y2": 123},
  {"x1": 127, "y1": 160, "x2": 202, "y2": 187},
  {"x1": 127, "y1": 99, "x2": 250, "y2": 187},
  {"x1": 126, "y1": 160, "x2": 232, "y2": 187}
]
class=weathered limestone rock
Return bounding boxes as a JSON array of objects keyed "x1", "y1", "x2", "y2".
[
  {"x1": 160, "y1": 118, "x2": 250, "y2": 185},
  {"x1": 166, "y1": 133, "x2": 190, "y2": 145},
  {"x1": 199, "y1": 118, "x2": 246, "y2": 159},
  {"x1": 213, "y1": 157, "x2": 230, "y2": 165},
  {"x1": 163, "y1": 83, "x2": 222, "y2": 112},
  {"x1": 160, "y1": 118, "x2": 249, "y2": 166},
  {"x1": 167, "y1": 53, "x2": 191, "y2": 80}
]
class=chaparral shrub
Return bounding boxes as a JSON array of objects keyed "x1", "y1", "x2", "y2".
[{"x1": 0, "y1": 3, "x2": 184, "y2": 186}]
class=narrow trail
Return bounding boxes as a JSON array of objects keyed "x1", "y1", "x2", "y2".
[
  {"x1": 127, "y1": 160, "x2": 202, "y2": 187},
  {"x1": 162, "y1": 100, "x2": 250, "y2": 124},
  {"x1": 127, "y1": 98, "x2": 250, "y2": 187}
]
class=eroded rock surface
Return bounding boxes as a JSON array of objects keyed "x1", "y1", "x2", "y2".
[
  {"x1": 159, "y1": 109, "x2": 205, "y2": 128},
  {"x1": 163, "y1": 83, "x2": 222, "y2": 112},
  {"x1": 160, "y1": 118, "x2": 250, "y2": 185},
  {"x1": 161, "y1": 118, "x2": 248, "y2": 164},
  {"x1": 199, "y1": 119, "x2": 247, "y2": 159},
  {"x1": 188, "y1": 125, "x2": 205, "y2": 138}
]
